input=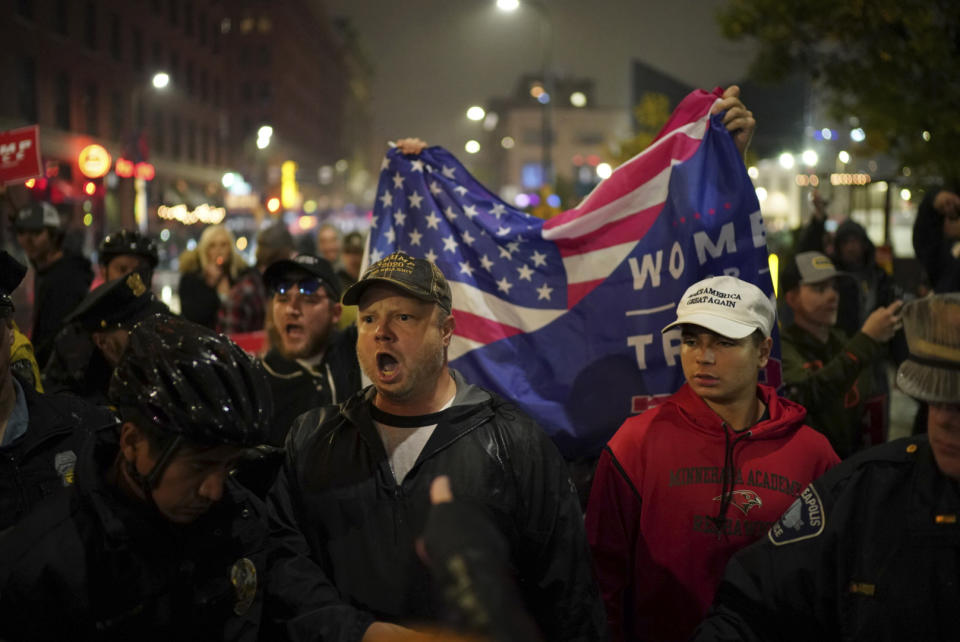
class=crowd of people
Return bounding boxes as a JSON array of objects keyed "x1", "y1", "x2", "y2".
[{"x1": 1, "y1": 86, "x2": 959, "y2": 641}]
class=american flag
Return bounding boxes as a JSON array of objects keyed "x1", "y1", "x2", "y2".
[{"x1": 366, "y1": 88, "x2": 778, "y2": 457}]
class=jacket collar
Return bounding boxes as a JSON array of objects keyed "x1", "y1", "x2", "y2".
[
  {"x1": 341, "y1": 369, "x2": 493, "y2": 468},
  {"x1": 668, "y1": 382, "x2": 807, "y2": 440},
  {"x1": 12, "y1": 384, "x2": 87, "y2": 455}
]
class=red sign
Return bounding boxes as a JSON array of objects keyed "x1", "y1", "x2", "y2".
[{"x1": 0, "y1": 125, "x2": 42, "y2": 184}]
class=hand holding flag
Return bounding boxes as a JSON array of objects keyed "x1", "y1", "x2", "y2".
[{"x1": 366, "y1": 88, "x2": 777, "y2": 457}]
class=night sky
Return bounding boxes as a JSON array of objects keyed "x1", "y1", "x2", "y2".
[{"x1": 325, "y1": 0, "x2": 756, "y2": 152}]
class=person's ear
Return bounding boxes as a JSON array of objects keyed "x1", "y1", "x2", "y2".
[
  {"x1": 119, "y1": 421, "x2": 146, "y2": 464},
  {"x1": 784, "y1": 288, "x2": 799, "y2": 310},
  {"x1": 440, "y1": 312, "x2": 455, "y2": 347},
  {"x1": 757, "y1": 336, "x2": 773, "y2": 369},
  {"x1": 91, "y1": 331, "x2": 108, "y2": 353},
  {"x1": 331, "y1": 302, "x2": 342, "y2": 325}
]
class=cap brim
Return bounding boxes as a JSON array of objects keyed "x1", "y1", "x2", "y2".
[
  {"x1": 341, "y1": 277, "x2": 435, "y2": 307},
  {"x1": 802, "y1": 269, "x2": 855, "y2": 285},
  {"x1": 896, "y1": 360, "x2": 960, "y2": 404},
  {"x1": 662, "y1": 312, "x2": 758, "y2": 339},
  {"x1": 263, "y1": 259, "x2": 310, "y2": 285}
]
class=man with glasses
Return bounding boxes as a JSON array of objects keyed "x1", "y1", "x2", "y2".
[{"x1": 260, "y1": 254, "x2": 361, "y2": 445}]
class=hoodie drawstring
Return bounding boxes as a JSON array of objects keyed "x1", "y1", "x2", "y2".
[{"x1": 708, "y1": 425, "x2": 751, "y2": 537}]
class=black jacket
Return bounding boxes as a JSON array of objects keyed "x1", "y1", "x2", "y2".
[
  {"x1": 179, "y1": 270, "x2": 221, "y2": 329},
  {"x1": 694, "y1": 436, "x2": 959, "y2": 641},
  {"x1": 260, "y1": 326, "x2": 361, "y2": 446},
  {"x1": 0, "y1": 427, "x2": 272, "y2": 641},
  {"x1": 42, "y1": 299, "x2": 171, "y2": 404},
  {"x1": 0, "y1": 383, "x2": 115, "y2": 531},
  {"x1": 267, "y1": 370, "x2": 607, "y2": 641},
  {"x1": 914, "y1": 188, "x2": 960, "y2": 292},
  {"x1": 32, "y1": 253, "x2": 93, "y2": 367}
]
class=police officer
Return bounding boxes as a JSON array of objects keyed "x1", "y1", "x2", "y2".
[
  {"x1": 0, "y1": 251, "x2": 116, "y2": 532},
  {"x1": 97, "y1": 228, "x2": 161, "y2": 285},
  {"x1": 694, "y1": 293, "x2": 960, "y2": 641},
  {"x1": 44, "y1": 231, "x2": 167, "y2": 401},
  {"x1": 0, "y1": 316, "x2": 275, "y2": 640}
]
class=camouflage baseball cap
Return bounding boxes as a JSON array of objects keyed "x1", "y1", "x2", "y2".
[{"x1": 341, "y1": 251, "x2": 452, "y2": 312}]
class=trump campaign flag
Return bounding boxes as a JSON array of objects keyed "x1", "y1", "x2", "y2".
[{"x1": 367, "y1": 88, "x2": 780, "y2": 458}]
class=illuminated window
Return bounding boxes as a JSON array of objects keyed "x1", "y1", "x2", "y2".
[
  {"x1": 240, "y1": 17, "x2": 255, "y2": 34},
  {"x1": 258, "y1": 17, "x2": 272, "y2": 33}
]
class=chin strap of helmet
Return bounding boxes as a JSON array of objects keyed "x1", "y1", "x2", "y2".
[{"x1": 125, "y1": 434, "x2": 184, "y2": 512}]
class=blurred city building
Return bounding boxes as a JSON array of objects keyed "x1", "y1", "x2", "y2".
[
  {"x1": 628, "y1": 61, "x2": 917, "y2": 269},
  {"x1": 479, "y1": 73, "x2": 631, "y2": 212},
  {"x1": 0, "y1": 0, "x2": 375, "y2": 264}
]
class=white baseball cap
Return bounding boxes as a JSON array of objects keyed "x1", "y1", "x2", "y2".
[{"x1": 662, "y1": 275, "x2": 776, "y2": 339}]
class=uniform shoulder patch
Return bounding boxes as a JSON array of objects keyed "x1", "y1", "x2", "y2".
[
  {"x1": 54, "y1": 450, "x2": 77, "y2": 486},
  {"x1": 768, "y1": 484, "x2": 826, "y2": 546}
]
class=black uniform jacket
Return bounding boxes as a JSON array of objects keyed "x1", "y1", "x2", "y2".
[
  {"x1": 694, "y1": 436, "x2": 960, "y2": 641},
  {"x1": 0, "y1": 427, "x2": 271, "y2": 641},
  {"x1": 260, "y1": 326, "x2": 360, "y2": 446},
  {"x1": 0, "y1": 383, "x2": 115, "y2": 531},
  {"x1": 267, "y1": 370, "x2": 608, "y2": 641}
]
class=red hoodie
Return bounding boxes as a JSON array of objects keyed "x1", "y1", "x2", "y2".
[{"x1": 586, "y1": 383, "x2": 839, "y2": 642}]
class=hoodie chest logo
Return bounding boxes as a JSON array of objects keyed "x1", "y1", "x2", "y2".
[{"x1": 714, "y1": 489, "x2": 762, "y2": 515}]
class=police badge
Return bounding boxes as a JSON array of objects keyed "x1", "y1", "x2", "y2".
[{"x1": 230, "y1": 558, "x2": 258, "y2": 615}]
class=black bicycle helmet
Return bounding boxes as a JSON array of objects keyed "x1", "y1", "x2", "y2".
[
  {"x1": 99, "y1": 229, "x2": 159, "y2": 268},
  {"x1": 109, "y1": 314, "x2": 272, "y2": 448}
]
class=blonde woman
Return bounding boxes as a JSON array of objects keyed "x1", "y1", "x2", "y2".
[{"x1": 178, "y1": 224, "x2": 265, "y2": 332}]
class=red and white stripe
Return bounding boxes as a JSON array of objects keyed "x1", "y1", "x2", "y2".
[{"x1": 452, "y1": 89, "x2": 722, "y2": 361}]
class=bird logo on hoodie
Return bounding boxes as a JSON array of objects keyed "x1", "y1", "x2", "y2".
[{"x1": 714, "y1": 489, "x2": 762, "y2": 515}]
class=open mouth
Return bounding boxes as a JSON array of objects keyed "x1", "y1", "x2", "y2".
[
  {"x1": 694, "y1": 374, "x2": 719, "y2": 384},
  {"x1": 377, "y1": 352, "x2": 400, "y2": 375},
  {"x1": 284, "y1": 323, "x2": 304, "y2": 338}
]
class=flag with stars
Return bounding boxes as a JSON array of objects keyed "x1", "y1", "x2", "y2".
[{"x1": 367, "y1": 88, "x2": 780, "y2": 458}]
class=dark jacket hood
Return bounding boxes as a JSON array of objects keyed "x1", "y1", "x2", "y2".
[
  {"x1": 834, "y1": 219, "x2": 875, "y2": 269},
  {"x1": 39, "y1": 252, "x2": 93, "y2": 278}
]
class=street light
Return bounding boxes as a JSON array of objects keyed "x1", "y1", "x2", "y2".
[
  {"x1": 152, "y1": 72, "x2": 170, "y2": 89},
  {"x1": 466, "y1": 106, "x2": 486, "y2": 121},
  {"x1": 496, "y1": 0, "x2": 554, "y2": 188},
  {"x1": 129, "y1": 71, "x2": 171, "y2": 234}
]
